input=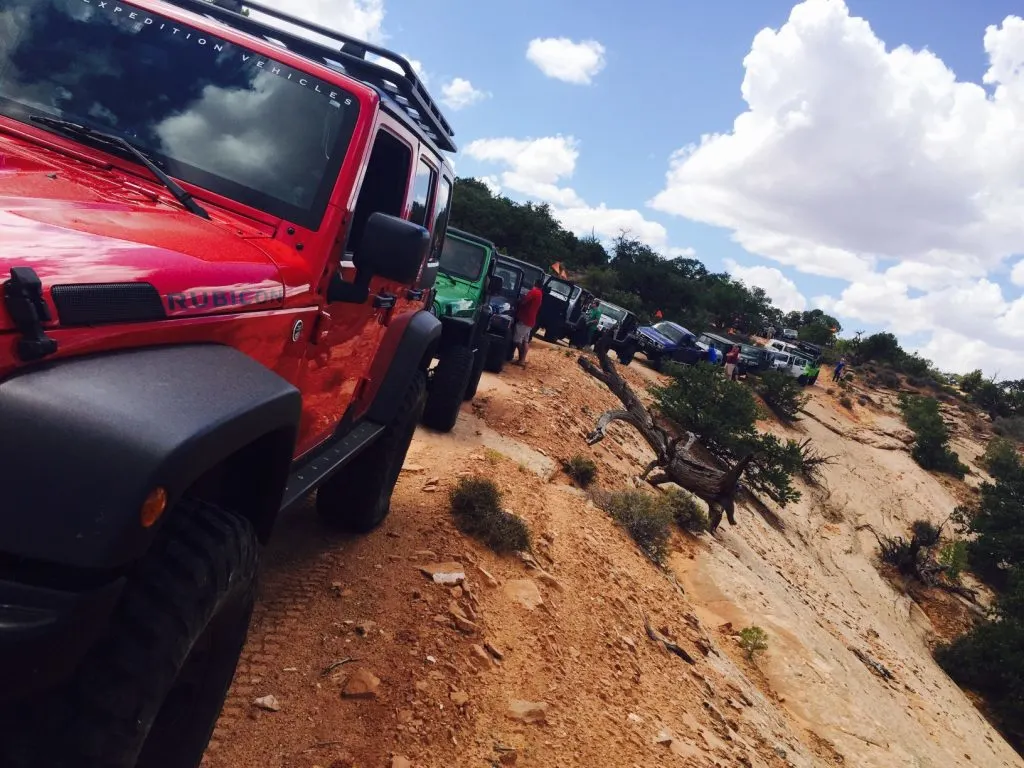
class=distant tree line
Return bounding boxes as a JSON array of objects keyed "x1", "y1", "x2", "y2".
[{"x1": 448, "y1": 178, "x2": 842, "y2": 339}]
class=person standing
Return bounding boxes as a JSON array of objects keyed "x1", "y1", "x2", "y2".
[
  {"x1": 724, "y1": 345, "x2": 741, "y2": 381},
  {"x1": 832, "y1": 357, "x2": 846, "y2": 382},
  {"x1": 512, "y1": 278, "x2": 544, "y2": 366},
  {"x1": 583, "y1": 299, "x2": 602, "y2": 349}
]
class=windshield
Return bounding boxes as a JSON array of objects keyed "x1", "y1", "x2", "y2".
[
  {"x1": 598, "y1": 302, "x2": 626, "y2": 322},
  {"x1": 0, "y1": 0, "x2": 359, "y2": 228},
  {"x1": 513, "y1": 262, "x2": 544, "y2": 290},
  {"x1": 654, "y1": 322, "x2": 688, "y2": 344},
  {"x1": 493, "y1": 264, "x2": 521, "y2": 297},
  {"x1": 547, "y1": 279, "x2": 572, "y2": 300},
  {"x1": 440, "y1": 236, "x2": 486, "y2": 281}
]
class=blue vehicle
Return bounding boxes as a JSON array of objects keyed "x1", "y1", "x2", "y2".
[{"x1": 635, "y1": 321, "x2": 703, "y2": 370}]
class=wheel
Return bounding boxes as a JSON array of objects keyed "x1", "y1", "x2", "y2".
[
  {"x1": 317, "y1": 370, "x2": 426, "y2": 532},
  {"x1": 616, "y1": 342, "x2": 636, "y2": 366},
  {"x1": 541, "y1": 325, "x2": 563, "y2": 343},
  {"x1": 421, "y1": 346, "x2": 474, "y2": 432},
  {"x1": 2, "y1": 500, "x2": 259, "y2": 768},
  {"x1": 484, "y1": 333, "x2": 507, "y2": 373},
  {"x1": 464, "y1": 336, "x2": 489, "y2": 401}
]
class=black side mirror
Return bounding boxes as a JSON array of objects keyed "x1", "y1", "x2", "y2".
[
  {"x1": 487, "y1": 275, "x2": 504, "y2": 294},
  {"x1": 330, "y1": 213, "x2": 429, "y2": 303}
]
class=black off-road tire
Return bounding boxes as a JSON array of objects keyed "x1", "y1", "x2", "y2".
[
  {"x1": 541, "y1": 324, "x2": 564, "y2": 344},
  {"x1": 2, "y1": 500, "x2": 259, "y2": 768},
  {"x1": 616, "y1": 342, "x2": 636, "y2": 366},
  {"x1": 421, "y1": 346, "x2": 473, "y2": 432},
  {"x1": 317, "y1": 370, "x2": 426, "y2": 532},
  {"x1": 485, "y1": 332, "x2": 508, "y2": 373},
  {"x1": 464, "y1": 336, "x2": 489, "y2": 401}
]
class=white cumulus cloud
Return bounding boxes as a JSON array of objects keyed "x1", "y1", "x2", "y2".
[
  {"x1": 250, "y1": 0, "x2": 385, "y2": 46},
  {"x1": 649, "y1": 0, "x2": 1024, "y2": 375},
  {"x1": 526, "y1": 37, "x2": 606, "y2": 85},
  {"x1": 725, "y1": 260, "x2": 808, "y2": 313},
  {"x1": 464, "y1": 135, "x2": 586, "y2": 207},
  {"x1": 464, "y1": 135, "x2": 689, "y2": 252},
  {"x1": 440, "y1": 77, "x2": 489, "y2": 110}
]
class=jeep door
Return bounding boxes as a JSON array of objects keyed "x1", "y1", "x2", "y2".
[{"x1": 295, "y1": 119, "x2": 440, "y2": 456}]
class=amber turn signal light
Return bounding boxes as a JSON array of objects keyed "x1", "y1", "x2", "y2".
[{"x1": 141, "y1": 487, "x2": 168, "y2": 528}]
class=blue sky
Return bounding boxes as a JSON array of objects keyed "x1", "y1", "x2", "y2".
[{"x1": 281, "y1": 0, "x2": 1024, "y2": 375}]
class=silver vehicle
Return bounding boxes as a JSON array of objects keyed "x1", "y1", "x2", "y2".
[{"x1": 769, "y1": 351, "x2": 812, "y2": 378}]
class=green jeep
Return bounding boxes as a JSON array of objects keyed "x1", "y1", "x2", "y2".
[{"x1": 421, "y1": 228, "x2": 509, "y2": 431}]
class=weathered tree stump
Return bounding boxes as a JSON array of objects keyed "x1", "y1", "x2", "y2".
[{"x1": 578, "y1": 334, "x2": 751, "y2": 532}]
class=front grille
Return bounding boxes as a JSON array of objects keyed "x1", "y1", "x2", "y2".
[{"x1": 51, "y1": 282, "x2": 166, "y2": 327}]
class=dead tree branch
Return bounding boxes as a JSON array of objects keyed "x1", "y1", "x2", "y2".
[{"x1": 578, "y1": 338, "x2": 752, "y2": 532}]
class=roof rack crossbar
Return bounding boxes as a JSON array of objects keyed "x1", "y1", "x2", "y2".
[{"x1": 158, "y1": 0, "x2": 456, "y2": 152}]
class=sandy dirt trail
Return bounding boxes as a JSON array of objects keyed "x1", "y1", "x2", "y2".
[{"x1": 202, "y1": 342, "x2": 1022, "y2": 768}]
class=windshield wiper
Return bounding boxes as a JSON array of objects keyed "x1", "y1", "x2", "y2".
[{"x1": 30, "y1": 115, "x2": 210, "y2": 220}]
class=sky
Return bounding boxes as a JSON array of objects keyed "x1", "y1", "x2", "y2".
[{"x1": 258, "y1": 0, "x2": 1024, "y2": 378}]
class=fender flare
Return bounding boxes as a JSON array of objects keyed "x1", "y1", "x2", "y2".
[{"x1": 0, "y1": 344, "x2": 301, "y2": 570}]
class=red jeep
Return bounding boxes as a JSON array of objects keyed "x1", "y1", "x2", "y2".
[{"x1": 0, "y1": 1, "x2": 456, "y2": 765}]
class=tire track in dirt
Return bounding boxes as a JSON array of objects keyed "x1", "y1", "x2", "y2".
[{"x1": 203, "y1": 500, "x2": 339, "y2": 765}]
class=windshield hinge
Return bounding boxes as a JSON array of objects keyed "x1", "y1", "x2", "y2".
[{"x1": 3, "y1": 267, "x2": 58, "y2": 362}]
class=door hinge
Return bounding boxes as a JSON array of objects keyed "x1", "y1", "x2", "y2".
[
  {"x1": 373, "y1": 293, "x2": 397, "y2": 310},
  {"x1": 373, "y1": 292, "x2": 397, "y2": 326},
  {"x1": 3, "y1": 267, "x2": 58, "y2": 362}
]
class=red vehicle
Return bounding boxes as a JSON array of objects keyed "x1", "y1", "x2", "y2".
[{"x1": 0, "y1": 0, "x2": 457, "y2": 765}]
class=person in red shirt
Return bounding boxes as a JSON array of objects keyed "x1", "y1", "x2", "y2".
[
  {"x1": 512, "y1": 279, "x2": 544, "y2": 366},
  {"x1": 724, "y1": 345, "x2": 741, "y2": 381}
]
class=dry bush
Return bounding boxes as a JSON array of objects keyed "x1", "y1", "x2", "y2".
[
  {"x1": 597, "y1": 490, "x2": 674, "y2": 565},
  {"x1": 662, "y1": 488, "x2": 709, "y2": 534},
  {"x1": 561, "y1": 453, "x2": 598, "y2": 488},
  {"x1": 449, "y1": 477, "x2": 531, "y2": 554}
]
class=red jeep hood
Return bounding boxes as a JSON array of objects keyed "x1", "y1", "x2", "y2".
[{"x1": 0, "y1": 154, "x2": 284, "y2": 331}]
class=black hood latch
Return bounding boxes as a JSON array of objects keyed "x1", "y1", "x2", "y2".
[{"x1": 4, "y1": 267, "x2": 58, "y2": 362}]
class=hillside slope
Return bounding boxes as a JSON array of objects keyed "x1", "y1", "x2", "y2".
[{"x1": 202, "y1": 343, "x2": 1022, "y2": 768}]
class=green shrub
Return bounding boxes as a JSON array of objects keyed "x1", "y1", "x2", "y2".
[
  {"x1": 876, "y1": 369, "x2": 901, "y2": 390},
  {"x1": 561, "y1": 453, "x2": 598, "y2": 488},
  {"x1": 599, "y1": 490, "x2": 674, "y2": 565},
  {"x1": 653, "y1": 364, "x2": 802, "y2": 506},
  {"x1": 449, "y1": 477, "x2": 531, "y2": 554},
  {"x1": 662, "y1": 489, "x2": 709, "y2": 534},
  {"x1": 938, "y1": 541, "x2": 969, "y2": 581},
  {"x1": 936, "y1": 571, "x2": 1024, "y2": 751},
  {"x1": 993, "y1": 416, "x2": 1024, "y2": 442},
  {"x1": 982, "y1": 437, "x2": 1022, "y2": 480},
  {"x1": 898, "y1": 394, "x2": 968, "y2": 479},
  {"x1": 753, "y1": 369, "x2": 808, "y2": 421},
  {"x1": 839, "y1": 395, "x2": 853, "y2": 409},
  {"x1": 738, "y1": 626, "x2": 769, "y2": 660},
  {"x1": 953, "y1": 444, "x2": 1024, "y2": 589}
]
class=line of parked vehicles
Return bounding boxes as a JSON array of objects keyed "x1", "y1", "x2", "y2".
[{"x1": 421, "y1": 226, "x2": 829, "y2": 433}]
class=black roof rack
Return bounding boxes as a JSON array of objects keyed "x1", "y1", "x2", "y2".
[{"x1": 159, "y1": 0, "x2": 456, "y2": 153}]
